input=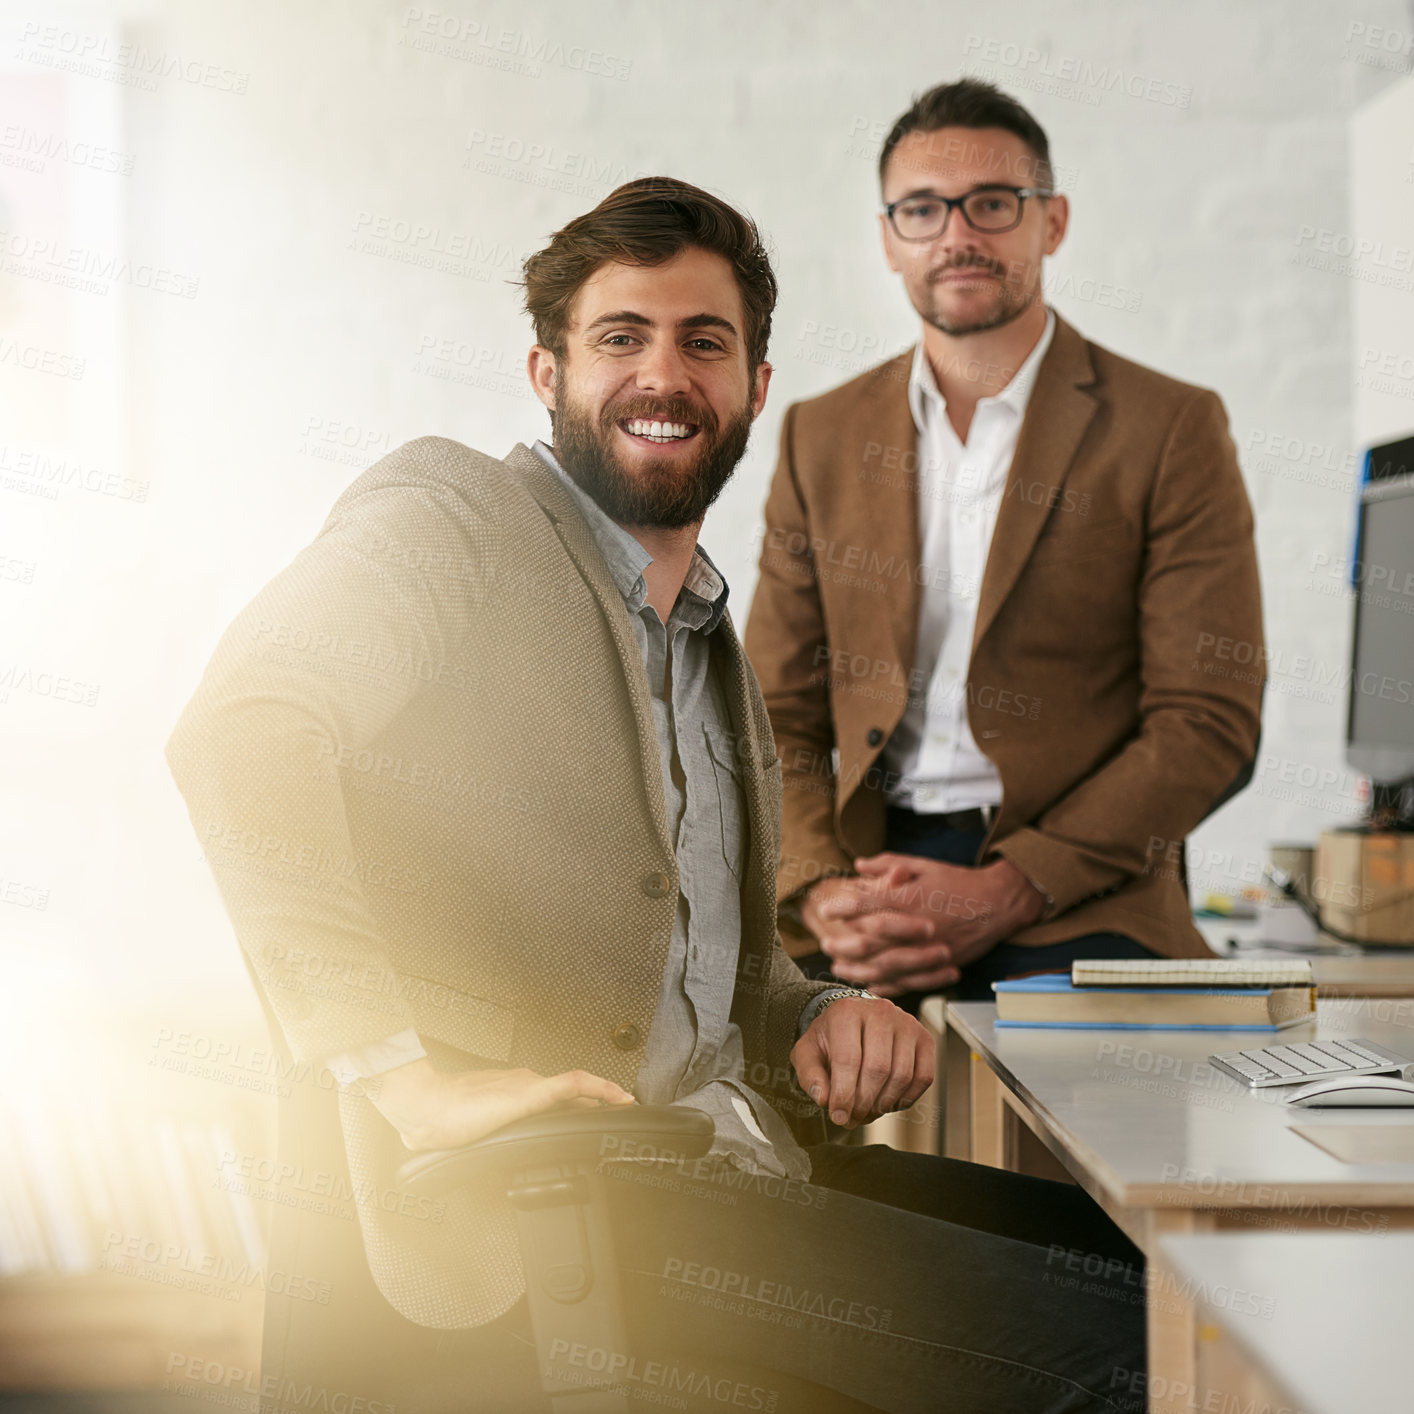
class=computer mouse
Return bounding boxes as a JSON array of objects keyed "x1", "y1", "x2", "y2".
[{"x1": 1285, "y1": 1075, "x2": 1414, "y2": 1107}]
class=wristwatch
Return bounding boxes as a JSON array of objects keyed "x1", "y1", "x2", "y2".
[{"x1": 814, "y1": 988, "x2": 879, "y2": 1014}]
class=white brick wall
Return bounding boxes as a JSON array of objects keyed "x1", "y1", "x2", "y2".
[{"x1": 3, "y1": 0, "x2": 1411, "y2": 991}]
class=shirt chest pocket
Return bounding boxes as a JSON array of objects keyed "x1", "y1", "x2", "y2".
[{"x1": 703, "y1": 723, "x2": 749, "y2": 882}]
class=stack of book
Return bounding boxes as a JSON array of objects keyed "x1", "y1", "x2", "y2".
[{"x1": 993, "y1": 958, "x2": 1317, "y2": 1030}]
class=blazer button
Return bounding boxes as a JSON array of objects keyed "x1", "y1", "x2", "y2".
[
  {"x1": 612, "y1": 1023, "x2": 643, "y2": 1051},
  {"x1": 641, "y1": 871, "x2": 671, "y2": 898},
  {"x1": 867, "y1": 727, "x2": 884, "y2": 747}
]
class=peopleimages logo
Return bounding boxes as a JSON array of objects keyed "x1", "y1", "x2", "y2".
[
  {"x1": 104, "y1": 1233, "x2": 332, "y2": 1305},
  {"x1": 961, "y1": 36, "x2": 1192, "y2": 107},
  {"x1": 547, "y1": 1340, "x2": 779, "y2": 1410},
  {"x1": 16, "y1": 21, "x2": 249, "y2": 93},
  {"x1": 0, "y1": 123, "x2": 136, "y2": 175},
  {"x1": 1292, "y1": 225, "x2": 1414, "y2": 290},
  {"x1": 0, "y1": 444, "x2": 149, "y2": 502},
  {"x1": 397, "y1": 9, "x2": 632, "y2": 81},
  {"x1": 661, "y1": 1258, "x2": 892, "y2": 1330},
  {"x1": 163, "y1": 1354, "x2": 395, "y2": 1412},
  {"x1": 0, "y1": 229, "x2": 200, "y2": 298}
]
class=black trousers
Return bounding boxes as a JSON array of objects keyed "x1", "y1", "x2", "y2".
[
  {"x1": 262, "y1": 1079, "x2": 1147, "y2": 1414},
  {"x1": 796, "y1": 807, "x2": 1160, "y2": 1009}
]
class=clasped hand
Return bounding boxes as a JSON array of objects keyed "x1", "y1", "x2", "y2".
[
  {"x1": 801, "y1": 853, "x2": 1047, "y2": 997},
  {"x1": 359, "y1": 853, "x2": 1041, "y2": 1154}
]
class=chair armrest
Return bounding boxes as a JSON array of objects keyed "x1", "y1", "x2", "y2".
[{"x1": 395, "y1": 1104, "x2": 715, "y2": 1197}]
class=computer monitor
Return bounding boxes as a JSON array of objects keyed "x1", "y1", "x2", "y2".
[{"x1": 1347, "y1": 435, "x2": 1414, "y2": 787}]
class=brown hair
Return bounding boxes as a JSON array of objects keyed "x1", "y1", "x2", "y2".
[
  {"x1": 521, "y1": 177, "x2": 777, "y2": 369},
  {"x1": 879, "y1": 79, "x2": 1054, "y2": 190}
]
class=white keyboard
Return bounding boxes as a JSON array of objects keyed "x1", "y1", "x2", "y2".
[{"x1": 1209, "y1": 1037, "x2": 1411, "y2": 1089}]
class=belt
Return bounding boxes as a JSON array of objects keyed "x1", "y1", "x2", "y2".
[{"x1": 889, "y1": 803, "x2": 996, "y2": 833}]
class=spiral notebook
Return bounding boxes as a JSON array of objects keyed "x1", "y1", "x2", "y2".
[{"x1": 1070, "y1": 958, "x2": 1314, "y2": 988}]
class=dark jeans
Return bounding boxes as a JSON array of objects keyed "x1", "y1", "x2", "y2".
[
  {"x1": 265, "y1": 1095, "x2": 1147, "y2": 1414},
  {"x1": 796, "y1": 807, "x2": 1160, "y2": 1009},
  {"x1": 605, "y1": 1144, "x2": 1146, "y2": 1413}
]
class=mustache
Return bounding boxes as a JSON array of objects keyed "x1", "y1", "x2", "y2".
[
  {"x1": 927, "y1": 254, "x2": 1006, "y2": 282},
  {"x1": 601, "y1": 396, "x2": 715, "y2": 433}
]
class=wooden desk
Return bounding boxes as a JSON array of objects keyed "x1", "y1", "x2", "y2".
[
  {"x1": 940, "y1": 1000, "x2": 1414, "y2": 1414},
  {"x1": 1157, "y1": 1233, "x2": 1414, "y2": 1414},
  {"x1": 868, "y1": 944, "x2": 1414, "y2": 1154}
]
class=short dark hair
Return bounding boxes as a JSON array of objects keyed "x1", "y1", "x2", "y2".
[
  {"x1": 521, "y1": 177, "x2": 777, "y2": 370},
  {"x1": 878, "y1": 79, "x2": 1054, "y2": 190}
]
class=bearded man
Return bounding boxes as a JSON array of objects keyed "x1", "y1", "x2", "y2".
[{"x1": 167, "y1": 176, "x2": 1145, "y2": 1413}]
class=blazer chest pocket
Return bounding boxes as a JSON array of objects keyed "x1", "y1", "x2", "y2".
[
  {"x1": 704, "y1": 724, "x2": 749, "y2": 882},
  {"x1": 1027, "y1": 516, "x2": 1130, "y2": 566}
]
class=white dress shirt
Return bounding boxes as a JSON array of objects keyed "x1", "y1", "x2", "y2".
[{"x1": 882, "y1": 309, "x2": 1056, "y2": 814}]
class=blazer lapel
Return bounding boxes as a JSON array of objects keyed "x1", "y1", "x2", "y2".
[
  {"x1": 972, "y1": 316, "x2": 1099, "y2": 652},
  {"x1": 849, "y1": 353, "x2": 923, "y2": 674},
  {"x1": 506, "y1": 442, "x2": 673, "y2": 857}
]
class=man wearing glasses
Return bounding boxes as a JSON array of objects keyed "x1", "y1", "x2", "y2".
[{"x1": 745, "y1": 79, "x2": 1264, "y2": 1008}]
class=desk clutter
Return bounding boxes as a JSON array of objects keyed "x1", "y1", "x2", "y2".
[
  {"x1": 1315, "y1": 830, "x2": 1414, "y2": 945},
  {"x1": 942, "y1": 995, "x2": 1414, "y2": 1414},
  {"x1": 992, "y1": 957, "x2": 1317, "y2": 1030}
]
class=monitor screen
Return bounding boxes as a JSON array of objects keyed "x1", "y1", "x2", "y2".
[{"x1": 1348, "y1": 474, "x2": 1414, "y2": 784}]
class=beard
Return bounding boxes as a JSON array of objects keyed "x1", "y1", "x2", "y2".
[
  {"x1": 551, "y1": 388, "x2": 753, "y2": 531},
  {"x1": 917, "y1": 254, "x2": 1036, "y2": 337}
]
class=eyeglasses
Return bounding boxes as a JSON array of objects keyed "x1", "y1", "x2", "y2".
[{"x1": 883, "y1": 185, "x2": 1053, "y2": 240}]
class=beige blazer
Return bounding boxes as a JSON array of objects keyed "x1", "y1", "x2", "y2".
[
  {"x1": 168, "y1": 438, "x2": 828, "y2": 1327},
  {"x1": 743, "y1": 315, "x2": 1265, "y2": 960}
]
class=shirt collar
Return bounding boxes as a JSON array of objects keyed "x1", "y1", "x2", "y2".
[
  {"x1": 532, "y1": 440, "x2": 729, "y2": 632},
  {"x1": 907, "y1": 306, "x2": 1057, "y2": 434}
]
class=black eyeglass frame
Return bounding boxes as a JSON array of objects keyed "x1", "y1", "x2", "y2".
[{"x1": 882, "y1": 184, "x2": 1055, "y2": 240}]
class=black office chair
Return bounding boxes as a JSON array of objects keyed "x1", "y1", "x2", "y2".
[
  {"x1": 396, "y1": 1106, "x2": 883, "y2": 1414},
  {"x1": 399, "y1": 1105, "x2": 706, "y2": 1412},
  {"x1": 235, "y1": 917, "x2": 875, "y2": 1414},
  {"x1": 256, "y1": 1060, "x2": 881, "y2": 1414}
]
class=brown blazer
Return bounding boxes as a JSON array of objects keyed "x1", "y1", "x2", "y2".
[
  {"x1": 743, "y1": 314, "x2": 1264, "y2": 960},
  {"x1": 167, "y1": 438, "x2": 828, "y2": 1328}
]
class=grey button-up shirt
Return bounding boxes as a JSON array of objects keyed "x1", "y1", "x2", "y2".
[{"x1": 534, "y1": 443, "x2": 810, "y2": 1179}]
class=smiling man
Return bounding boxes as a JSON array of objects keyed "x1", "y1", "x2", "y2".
[
  {"x1": 168, "y1": 177, "x2": 1145, "y2": 1412},
  {"x1": 745, "y1": 81, "x2": 1264, "y2": 1008}
]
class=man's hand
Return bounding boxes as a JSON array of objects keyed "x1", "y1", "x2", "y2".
[
  {"x1": 811, "y1": 855, "x2": 1047, "y2": 997},
  {"x1": 800, "y1": 873, "x2": 939, "y2": 982},
  {"x1": 364, "y1": 1057, "x2": 635, "y2": 1151},
  {"x1": 791, "y1": 998, "x2": 934, "y2": 1128}
]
